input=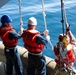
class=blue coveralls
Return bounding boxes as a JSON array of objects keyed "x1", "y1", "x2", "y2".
[
  {"x1": 27, "y1": 34, "x2": 48, "y2": 75},
  {"x1": 4, "y1": 31, "x2": 23, "y2": 75}
]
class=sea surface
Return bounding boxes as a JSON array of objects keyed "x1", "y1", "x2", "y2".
[{"x1": 0, "y1": 0, "x2": 76, "y2": 67}]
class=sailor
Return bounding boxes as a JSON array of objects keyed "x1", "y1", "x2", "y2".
[
  {"x1": 21, "y1": 17, "x2": 49, "y2": 75},
  {"x1": 0, "y1": 15, "x2": 23, "y2": 75},
  {"x1": 58, "y1": 23, "x2": 74, "y2": 44},
  {"x1": 54, "y1": 34, "x2": 75, "y2": 67}
]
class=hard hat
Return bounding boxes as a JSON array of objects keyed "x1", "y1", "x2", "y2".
[
  {"x1": 58, "y1": 34, "x2": 63, "y2": 41},
  {"x1": 28, "y1": 17, "x2": 37, "y2": 26},
  {"x1": 58, "y1": 34, "x2": 66, "y2": 41},
  {"x1": 1, "y1": 15, "x2": 12, "y2": 23}
]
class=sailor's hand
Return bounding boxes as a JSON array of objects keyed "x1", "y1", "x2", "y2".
[
  {"x1": 43, "y1": 30, "x2": 49, "y2": 36},
  {"x1": 66, "y1": 23, "x2": 70, "y2": 31},
  {"x1": 21, "y1": 27, "x2": 24, "y2": 33},
  {"x1": 66, "y1": 23, "x2": 70, "y2": 29},
  {"x1": 20, "y1": 21, "x2": 23, "y2": 26},
  {"x1": 46, "y1": 35, "x2": 50, "y2": 41},
  {"x1": 18, "y1": 27, "x2": 24, "y2": 35}
]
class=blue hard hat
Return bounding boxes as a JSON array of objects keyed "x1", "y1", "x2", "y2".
[{"x1": 1, "y1": 15, "x2": 12, "y2": 23}]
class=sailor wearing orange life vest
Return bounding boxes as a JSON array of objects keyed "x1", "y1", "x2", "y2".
[
  {"x1": 21, "y1": 17, "x2": 49, "y2": 75},
  {"x1": 0, "y1": 15, "x2": 23, "y2": 75},
  {"x1": 54, "y1": 34, "x2": 75, "y2": 67}
]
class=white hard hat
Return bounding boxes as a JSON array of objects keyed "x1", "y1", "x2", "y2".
[
  {"x1": 58, "y1": 33, "x2": 66, "y2": 40},
  {"x1": 28, "y1": 17, "x2": 37, "y2": 26}
]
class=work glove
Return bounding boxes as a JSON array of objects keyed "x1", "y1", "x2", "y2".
[
  {"x1": 46, "y1": 35, "x2": 54, "y2": 50},
  {"x1": 46, "y1": 35, "x2": 50, "y2": 42},
  {"x1": 43, "y1": 30, "x2": 50, "y2": 41},
  {"x1": 66, "y1": 23, "x2": 70, "y2": 28},
  {"x1": 18, "y1": 27, "x2": 24, "y2": 35},
  {"x1": 21, "y1": 27, "x2": 24, "y2": 33},
  {"x1": 66, "y1": 23, "x2": 70, "y2": 31},
  {"x1": 43, "y1": 30, "x2": 49, "y2": 36}
]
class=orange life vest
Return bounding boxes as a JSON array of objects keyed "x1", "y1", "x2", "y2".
[
  {"x1": 54, "y1": 43, "x2": 75, "y2": 66},
  {"x1": 2, "y1": 31, "x2": 18, "y2": 47},
  {"x1": 0, "y1": 25, "x2": 13, "y2": 38},
  {"x1": 21, "y1": 30, "x2": 44, "y2": 53}
]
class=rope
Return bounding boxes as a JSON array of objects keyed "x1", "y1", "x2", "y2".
[
  {"x1": 54, "y1": 64, "x2": 76, "y2": 75},
  {"x1": 61, "y1": 0, "x2": 76, "y2": 63},
  {"x1": 41, "y1": 0, "x2": 47, "y2": 30},
  {"x1": 63, "y1": 0, "x2": 76, "y2": 43},
  {"x1": 61, "y1": 0, "x2": 65, "y2": 35},
  {"x1": 57, "y1": 42, "x2": 76, "y2": 75},
  {"x1": 18, "y1": 0, "x2": 23, "y2": 34},
  {"x1": 63, "y1": 1, "x2": 67, "y2": 25},
  {"x1": 41, "y1": 0, "x2": 54, "y2": 50},
  {"x1": 56, "y1": 0, "x2": 76, "y2": 75}
]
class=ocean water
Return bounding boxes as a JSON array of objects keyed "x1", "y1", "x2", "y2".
[{"x1": 0, "y1": 0, "x2": 76, "y2": 67}]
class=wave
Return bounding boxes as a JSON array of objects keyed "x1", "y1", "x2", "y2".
[
  {"x1": 0, "y1": 0, "x2": 76, "y2": 18},
  {"x1": 18, "y1": 0, "x2": 76, "y2": 15}
]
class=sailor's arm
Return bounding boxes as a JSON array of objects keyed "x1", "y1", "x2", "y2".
[
  {"x1": 36, "y1": 30, "x2": 49, "y2": 45},
  {"x1": 66, "y1": 23, "x2": 72, "y2": 43},
  {"x1": 8, "y1": 31, "x2": 21, "y2": 40}
]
